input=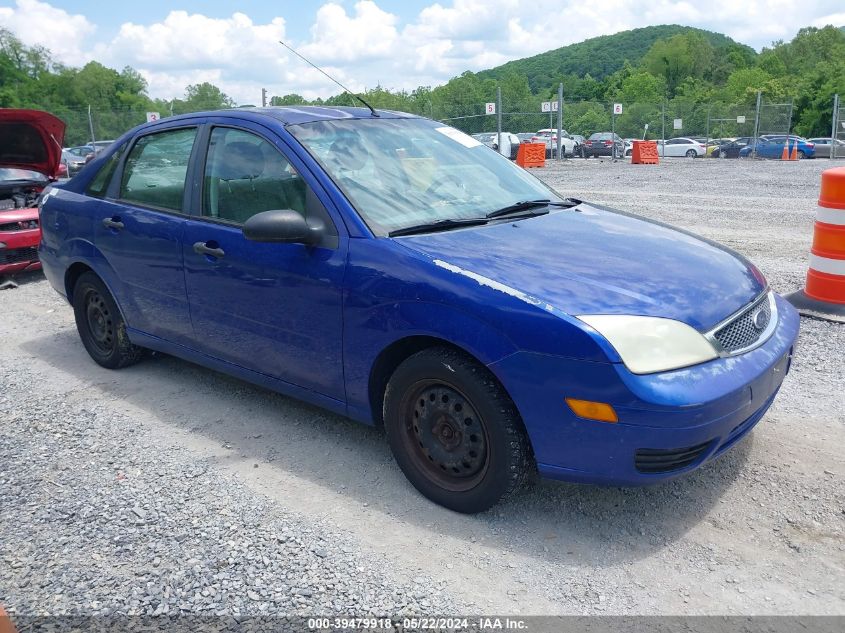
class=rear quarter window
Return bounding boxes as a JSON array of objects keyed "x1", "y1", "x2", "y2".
[{"x1": 85, "y1": 141, "x2": 128, "y2": 199}]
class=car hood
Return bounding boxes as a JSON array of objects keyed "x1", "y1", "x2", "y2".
[
  {"x1": 0, "y1": 109, "x2": 66, "y2": 179},
  {"x1": 396, "y1": 203, "x2": 766, "y2": 331}
]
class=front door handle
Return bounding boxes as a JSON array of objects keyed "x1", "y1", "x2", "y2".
[
  {"x1": 193, "y1": 241, "x2": 225, "y2": 259},
  {"x1": 102, "y1": 217, "x2": 124, "y2": 230}
]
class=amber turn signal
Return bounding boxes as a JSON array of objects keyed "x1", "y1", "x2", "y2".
[{"x1": 565, "y1": 398, "x2": 618, "y2": 423}]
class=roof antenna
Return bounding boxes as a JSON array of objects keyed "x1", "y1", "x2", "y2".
[{"x1": 279, "y1": 40, "x2": 379, "y2": 117}]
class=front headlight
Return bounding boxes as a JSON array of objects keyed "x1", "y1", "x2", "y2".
[{"x1": 577, "y1": 315, "x2": 718, "y2": 375}]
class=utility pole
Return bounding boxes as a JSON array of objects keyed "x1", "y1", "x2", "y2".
[
  {"x1": 262, "y1": 88, "x2": 268, "y2": 108},
  {"x1": 496, "y1": 85, "x2": 502, "y2": 156},
  {"x1": 557, "y1": 82, "x2": 563, "y2": 161},
  {"x1": 752, "y1": 90, "x2": 762, "y2": 159},
  {"x1": 87, "y1": 104, "x2": 96, "y2": 144},
  {"x1": 831, "y1": 94, "x2": 839, "y2": 160}
]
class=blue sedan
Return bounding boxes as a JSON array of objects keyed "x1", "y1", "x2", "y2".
[
  {"x1": 38, "y1": 107, "x2": 799, "y2": 513},
  {"x1": 739, "y1": 135, "x2": 816, "y2": 159}
]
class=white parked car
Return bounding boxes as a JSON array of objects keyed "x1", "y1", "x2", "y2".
[
  {"x1": 533, "y1": 129, "x2": 576, "y2": 158},
  {"x1": 471, "y1": 132, "x2": 521, "y2": 159},
  {"x1": 657, "y1": 137, "x2": 706, "y2": 158}
]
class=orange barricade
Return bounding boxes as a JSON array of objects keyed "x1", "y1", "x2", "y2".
[
  {"x1": 516, "y1": 143, "x2": 545, "y2": 168},
  {"x1": 0, "y1": 605, "x2": 17, "y2": 633},
  {"x1": 786, "y1": 166, "x2": 845, "y2": 322},
  {"x1": 631, "y1": 141, "x2": 659, "y2": 164}
]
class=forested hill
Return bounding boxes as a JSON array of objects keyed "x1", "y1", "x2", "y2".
[{"x1": 477, "y1": 25, "x2": 757, "y2": 90}]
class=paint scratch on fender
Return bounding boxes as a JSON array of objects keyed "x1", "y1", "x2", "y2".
[
  {"x1": 443, "y1": 363, "x2": 455, "y2": 372},
  {"x1": 432, "y1": 259, "x2": 559, "y2": 314}
]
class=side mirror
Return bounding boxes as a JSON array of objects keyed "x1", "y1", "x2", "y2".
[{"x1": 242, "y1": 209, "x2": 323, "y2": 245}]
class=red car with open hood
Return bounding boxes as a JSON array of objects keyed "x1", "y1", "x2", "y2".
[{"x1": 0, "y1": 109, "x2": 65, "y2": 275}]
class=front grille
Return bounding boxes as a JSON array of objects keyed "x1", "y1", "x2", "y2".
[
  {"x1": 635, "y1": 441, "x2": 712, "y2": 474},
  {"x1": 713, "y1": 295, "x2": 771, "y2": 354},
  {"x1": 0, "y1": 246, "x2": 38, "y2": 265},
  {"x1": 0, "y1": 219, "x2": 39, "y2": 232}
]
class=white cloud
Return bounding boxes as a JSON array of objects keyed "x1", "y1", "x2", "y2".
[
  {"x1": 300, "y1": 1, "x2": 399, "y2": 63},
  {"x1": 0, "y1": 0, "x2": 95, "y2": 62},
  {"x1": 1, "y1": 0, "x2": 844, "y2": 104}
]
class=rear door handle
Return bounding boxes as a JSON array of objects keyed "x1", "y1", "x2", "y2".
[
  {"x1": 193, "y1": 241, "x2": 225, "y2": 259},
  {"x1": 102, "y1": 217, "x2": 124, "y2": 230}
]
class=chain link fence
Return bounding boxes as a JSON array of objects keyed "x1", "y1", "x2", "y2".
[{"x1": 56, "y1": 92, "x2": 843, "y2": 162}]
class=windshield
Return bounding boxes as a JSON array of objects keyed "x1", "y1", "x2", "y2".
[
  {"x1": 288, "y1": 117, "x2": 562, "y2": 236},
  {"x1": 0, "y1": 167, "x2": 48, "y2": 183}
]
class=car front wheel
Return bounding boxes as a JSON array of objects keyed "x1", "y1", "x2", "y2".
[
  {"x1": 383, "y1": 347, "x2": 532, "y2": 513},
  {"x1": 73, "y1": 272, "x2": 145, "y2": 369}
]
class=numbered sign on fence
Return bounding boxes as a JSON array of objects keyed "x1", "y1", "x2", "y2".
[
  {"x1": 485, "y1": 103, "x2": 496, "y2": 115},
  {"x1": 673, "y1": 118, "x2": 683, "y2": 130},
  {"x1": 613, "y1": 103, "x2": 623, "y2": 115},
  {"x1": 737, "y1": 115, "x2": 746, "y2": 124},
  {"x1": 146, "y1": 112, "x2": 160, "y2": 122}
]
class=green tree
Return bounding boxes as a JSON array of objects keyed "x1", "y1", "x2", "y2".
[
  {"x1": 642, "y1": 32, "x2": 715, "y2": 96},
  {"x1": 181, "y1": 82, "x2": 236, "y2": 112},
  {"x1": 270, "y1": 93, "x2": 306, "y2": 106}
]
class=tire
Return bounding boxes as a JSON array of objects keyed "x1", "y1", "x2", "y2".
[
  {"x1": 73, "y1": 272, "x2": 145, "y2": 369},
  {"x1": 797, "y1": 150, "x2": 806, "y2": 160},
  {"x1": 383, "y1": 346, "x2": 532, "y2": 513},
  {"x1": 686, "y1": 149, "x2": 697, "y2": 158}
]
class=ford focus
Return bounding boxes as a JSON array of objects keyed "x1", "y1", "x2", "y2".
[{"x1": 39, "y1": 107, "x2": 800, "y2": 513}]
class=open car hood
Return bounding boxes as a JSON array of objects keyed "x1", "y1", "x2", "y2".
[{"x1": 0, "y1": 109, "x2": 66, "y2": 179}]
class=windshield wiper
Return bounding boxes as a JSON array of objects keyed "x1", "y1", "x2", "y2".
[
  {"x1": 485, "y1": 198, "x2": 581, "y2": 219},
  {"x1": 388, "y1": 217, "x2": 489, "y2": 237}
]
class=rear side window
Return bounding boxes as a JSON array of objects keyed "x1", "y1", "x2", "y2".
[
  {"x1": 85, "y1": 141, "x2": 127, "y2": 199},
  {"x1": 120, "y1": 128, "x2": 198, "y2": 212}
]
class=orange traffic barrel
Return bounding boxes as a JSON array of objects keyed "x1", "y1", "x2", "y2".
[{"x1": 787, "y1": 166, "x2": 845, "y2": 322}]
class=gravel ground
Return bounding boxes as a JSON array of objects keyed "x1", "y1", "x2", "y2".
[{"x1": 1, "y1": 157, "x2": 844, "y2": 620}]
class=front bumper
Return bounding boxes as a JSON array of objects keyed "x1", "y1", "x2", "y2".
[
  {"x1": 489, "y1": 294, "x2": 800, "y2": 486},
  {"x1": 0, "y1": 227, "x2": 41, "y2": 274}
]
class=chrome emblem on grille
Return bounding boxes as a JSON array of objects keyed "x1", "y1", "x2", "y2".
[{"x1": 751, "y1": 308, "x2": 767, "y2": 330}]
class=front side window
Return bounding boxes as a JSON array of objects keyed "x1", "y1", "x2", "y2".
[
  {"x1": 202, "y1": 127, "x2": 307, "y2": 224},
  {"x1": 289, "y1": 118, "x2": 562, "y2": 236},
  {"x1": 120, "y1": 128, "x2": 197, "y2": 212}
]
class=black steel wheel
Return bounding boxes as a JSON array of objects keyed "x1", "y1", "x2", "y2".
[
  {"x1": 73, "y1": 272, "x2": 145, "y2": 369},
  {"x1": 401, "y1": 380, "x2": 489, "y2": 492},
  {"x1": 384, "y1": 346, "x2": 532, "y2": 513}
]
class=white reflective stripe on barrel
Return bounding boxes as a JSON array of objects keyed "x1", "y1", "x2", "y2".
[
  {"x1": 816, "y1": 207, "x2": 845, "y2": 226},
  {"x1": 810, "y1": 254, "x2": 845, "y2": 275}
]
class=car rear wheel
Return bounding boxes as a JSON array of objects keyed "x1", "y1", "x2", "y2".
[
  {"x1": 73, "y1": 272, "x2": 145, "y2": 369},
  {"x1": 686, "y1": 149, "x2": 697, "y2": 158},
  {"x1": 383, "y1": 347, "x2": 532, "y2": 513},
  {"x1": 797, "y1": 150, "x2": 806, "y2": 160}
]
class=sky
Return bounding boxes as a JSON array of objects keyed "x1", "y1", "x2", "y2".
[{"x1": 1, "y1": 0, "x2": 844, "y2": 105}]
